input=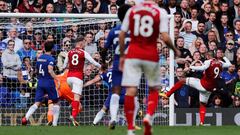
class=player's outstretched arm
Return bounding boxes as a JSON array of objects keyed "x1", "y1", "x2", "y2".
[
  {"x1": 83, "y1": 75, "x2": 102, "y2": 87},
  {"x1": 190, "y1": 60, "x2": 210, "y2": 71},
  {"x1": 84, "y1": 51, "x2": 101, "y2": 68},
  {"x1": 222, "y1": 57, "x2": 232, "y2": 68}
]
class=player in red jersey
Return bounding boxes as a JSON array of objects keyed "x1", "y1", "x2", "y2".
[
  {"x1": 119, "y1": 0, "x2": 180, "y2": 134},
  {"x1": 160, "y1": 51, "x2": 231, "y2": 125},
  {"x1": 63, "y1": 37, "x2": 101, "y2": 126}
]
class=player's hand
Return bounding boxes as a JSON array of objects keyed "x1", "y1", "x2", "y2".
[{"x1": 119, "y1": 56, "x2": 125, "y2": 72}]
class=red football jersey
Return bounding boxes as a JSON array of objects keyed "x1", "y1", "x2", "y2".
[
  {"x1": 67, "y1": 48, "x2": 85, "y2": 80},
  {"x1": 121, "y1": 1, "x2": 169, "y2": 62},
  {"x1": 201, "y1": 59, "x2": 222, "y2": 91}
]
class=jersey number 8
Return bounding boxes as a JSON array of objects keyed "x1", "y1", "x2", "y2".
[{"x1": 71, "y1": 54, "x2": 79, "y2": 65}]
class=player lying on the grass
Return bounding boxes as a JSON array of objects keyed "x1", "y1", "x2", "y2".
[
  {"x1": 63, "y1": 37, "x2": 101, "y2": 126},
  {"x1": 47, "y1": 69, "x2": 82, "y2": 126},
  {"x1": 22, "y1": 42, "x2": 60, "y2": 126},
  {"x1": 160, "y1": 51, "x2": 231, "y2": 125},
  {"x1": 83, "y1": 68, "x2": 141, "y2": 130}
]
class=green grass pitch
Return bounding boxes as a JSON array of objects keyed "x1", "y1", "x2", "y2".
[{"x1": 0, "y1": 126, "x2": 240, "y2": 135}]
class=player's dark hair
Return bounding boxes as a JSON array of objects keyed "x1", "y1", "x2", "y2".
[
  {"x1": 118, "y1": 4, "x2": 132, "y2": 22},
  {"x1": 206, "y1": 50, "x2": 216, "y2": 58},
  {"x1": 44, "y1": 41, "x2": 54, "y2": 52},
  {"x1": 75, "y1": 36, "x2": 85, "y2": 43}
]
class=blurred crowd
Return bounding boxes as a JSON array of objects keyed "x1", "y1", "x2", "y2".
[{"x1": 1, "y1": 0, "x2": 240, "y2": 109}]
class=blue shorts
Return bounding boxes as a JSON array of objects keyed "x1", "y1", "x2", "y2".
[
  {"x1": 112, "y1": 70, "x2": 122, "y2": 87},
  {"x1": 104, "y1": 92, "x2": 125, "y2": 110},
  {"x1": 35, "y1": 79, "x2": 58, "y2": 103}
]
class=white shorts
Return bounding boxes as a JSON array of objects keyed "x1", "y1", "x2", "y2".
[
  {"x1": 122, "y1": 59, "x2": 161, "y2": 87},
  {"x1": 67, "y1": 77, "x2": 83, "y2": 95},
  {"x1": 186, "y1": 77, "x2": 211, "y2": 103}
]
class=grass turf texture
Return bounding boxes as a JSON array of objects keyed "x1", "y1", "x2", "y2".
[{"x1": 0, "y1": 126, "x2": 240, "y2": 135}]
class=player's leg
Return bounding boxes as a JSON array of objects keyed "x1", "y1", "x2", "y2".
[
  {"x1": 47, "y1": 100, "x2": 54, "y2": 126},
  {"x1": 22, "y1": 86, "x2": 43, "y2": 125},
  {"x1": 109, "y1": 70, "x2": 122, "y2": 129},
  {"x1": 47, "y1": 85, "x2": 60, "y2": 126},
  {"x1": 133, "y1": 96, "x2": 141, "y2": 130},
  {"x1": 67, "y1": 77, "x2": 83, "y2": 126},
  {"x1": 164, "y1": 79, "x2": 186, "y2": 97},
  {"x1": 142, "y1": 60, "x2": 162, "y2": 135},
  {"x1": 93, "y1": 105, "x2": 108, "y2": 125},
  {"x1": 122, "y1": 59, "x2": 142, "y2": 135},
  {"x1": 199, "y1": 91, "x2": 211, "y2": 125}
]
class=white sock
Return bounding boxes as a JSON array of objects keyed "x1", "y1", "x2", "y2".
[
  {"x1": 52, "y1": 104, "x2": 60, "y2": 126},
  {"x1": 25, "y1": 104, "x2": 38, "y2": 120},
  {"x1": 93, "y1": 109, "x2": 105, "y2": 124},
  {"x1": 110, "y1": 94, "x2": 120, "y2": 122},
  {"x1": 133, "y1": 97, "x2": 139, "y2": 126}
]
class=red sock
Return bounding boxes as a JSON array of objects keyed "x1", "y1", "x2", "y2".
[
  {"x1": 166, "y1": 81, "x2": 184, "y2": 97},
  {"x1": 199, "y1": 104, "x2": 206, "y2": 124},
  {"x1": 71, "y1": 101, "x2": 79, "y2": 119},
  {"x1": 147, "y1": 90, "x2": 159, "y2": 116},
  {"x1": 124, "y1": 95, "x2": 135, "y2": 130}
]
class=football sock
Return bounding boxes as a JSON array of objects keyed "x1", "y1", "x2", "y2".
[
  {"x1": 199, "y1": 104, "x2": 206, "y2": 124},
  {"x1": 124, "y1": 95, "x2": 135, "y2": 130},
  {"x1": 52, "y1": 104, "x2": 60, "y2": 126},
  {"x1": 147, "y1": 90, "x2": 159, "y2": 116},
  {"x1": 93, "y1": 109, "x2": 106, "y2": 125},
  {"x1": 71, "y1": 101, "x2": 80, "y2": 119},
  {"x1": 25, "y1": 104, "x2": 38, "y2": 120},
  {"x1": 133, "y1": 96, "x2": 139, "y2": 126},
  {"x1": 110, "y1": 94, "x2": 120, "y2": 122},
  {"x1": 47, "y1": 103, "x2": 53, "y2": 123},
  {"x1": 166, "y1": 81, "x2": 184, "y2": 97}
]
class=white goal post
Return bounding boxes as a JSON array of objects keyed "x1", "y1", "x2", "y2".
[{"x1": 0, "y1": 13, "x2": 175, "y2": 126}]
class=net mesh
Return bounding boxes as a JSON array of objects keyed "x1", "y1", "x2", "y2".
[{"x1": 0, "y1": 15, "x2": 170, "y2": 126}]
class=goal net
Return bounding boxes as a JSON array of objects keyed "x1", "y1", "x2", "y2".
[{"x1": 0, "y1": 13, "x2": 174, "y2": 126}]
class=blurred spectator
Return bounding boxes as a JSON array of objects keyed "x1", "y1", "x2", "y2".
[
  {"x1": 206, "y1": 29, "x2": 220, "y2": 47},
  {"x1": 166, "y1": 0, "x2": 177, "y2": 15},
  {"x1": 84, "y1": 64, "x2": 94, "y2": 81},
  {"x1": 192, "y1": 22, "x2": 207, "y2": 43},
  {"x1": 184, "y1": 7, "x2": 199, "y2": 31},
  {"x1": 65, "y1": 2, "x2": 74, "y2": 13},
  {"x1": 216, "y1": 48, "x2": 224, "y2": 61},
  {"x1": 45, "y1": 3, "x2": 55, "y2": 13},
  {"x1": 84, "y1": 32, "x2": 97, "y2": 56},
  {"x1": 109, "y1": 4, "x2": 118, "y2": 14},
  {"x1": 5, "y1": 17, "x2": 25, "y2": 34},
  {"x1": 175, "y1": 36, "x2": 192, "y2": 68},
  {"x1": 33, "y1": 1, "x2": 44, "y2": 13},
  {"x1": 224, "y1": 40, "x2": 237, "y2": 63},
  {"x1": 199, "y1": 2, "x2": 211, "y2": 22},
  {"x1": 95, "y1": 20, "x2": 107, "y2": 42},
  {"x1": 221, "y1": 30, "x2": 235, "y2": 49},
  {"x1": 0, "y1": 41, "x2": 7, "y2": 73},
  {"x1": 19, "y1": 21, "x2": 34, "y2": 40},
  {"x1": 198, "y1": 44, "x2": 207, "y2": 61},
  {"x1": 174, "y1": 12, "x2": 183, "y2": 28},
  {"x1": 2, "y1": 27, "x2": 23, "y2": 52},
  {"x1": 159, "y1": 46, "x2": 169, "y2": 67},
  {"x1": 208, "y1": 41, "x2": 217, "y2": 53},
  {"x1": 82, "y1": 0, "x2": 101, "y2": 14},
  {"x1": 210, "y1": 95, "x2": 224, "y2": 108},
  {"x1": 211, "y1": 0, "x2": 220, "y2": 12},
  {"x1": 17, "y1": 38, "x2": 36, "y2": 61},
  {"x1": 229, "y1": 0, "x2": 240, "y2": 19},
  {"x1": 108, "y1": 0, "x2": 119, "y2": 13},
  {"x1": 0, "y1": 0, "x2": 7, "y2": 12},
  {"x1": 234, "y1": 19, "x2": 240, "y2": 46},
  {"x1": 18, "y1": 0, "x2": 35, "y2": 13},
  {"x1": 32, "y1": 29, "x2": 44, "y2": 50},
  {"x1": 179, "y1": 21, "x2": 197, "y2": 49},
  {"x1": 216, "y1": 13, "x2": 233, "y2": 43},
  {"x1": 21, "y1": 56, "x2": 33, "y2": 82},
  {"x1": 204, "y1": 11, "x2": 217, "y2": 34},
  {"x1": 1, "y1": 40, "x2": 22, "y2": 91},
  {"x1": 54, "y1": 0, "x2": 66, "y2": 13},
  {"x1": 221, "y1": 64, "x2": 238, "y2": 96},
  {"x1": 159, "y1": 66, "x2": 169, "y2": 91},
  {"x1": 57, "y1": 38, "x2": 71, "y2": 73},
  {"x1": 189, "y1": 37, "x2": 204, "y2": 55},
  {"x1": 177, "y1": 0, "x2": 190, "y2": 20},
  {"x1": 232, "y1": 96, "x2": 240, "y2": 107},
  {"x1": 71, "y1": 24, "x2": 79, "y2": 40},
  {"x1": 174, "y1": 67, "x2": 190, "y2": 108},
  {"x1": 45, "y1": 32, "x2": 61, "y2": 54},
  {"x1": 72, "y1": 0, "x2": 83, "y2": 13},
  {"x1": 216, "y1": 2, "x2": 234, "y2": 29}
]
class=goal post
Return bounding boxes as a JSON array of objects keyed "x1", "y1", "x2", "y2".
[{"x1": 0, "y1": 13, "x2": 175, "y2": 126}]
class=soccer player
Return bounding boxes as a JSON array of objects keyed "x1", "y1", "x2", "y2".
[
  {"x1": 118, "y1": 0, "x2": 180, "y2": 135},
  {"x1": 47, "y1": 69, "x2": 82, "y2": 126},
  {"x1": 160, "y1": 51, "x2": 231, "y2": 125},
  {"x1": 101, "y1": 4, "x2": 132, "y2": 129},
  {"x1": 83, "y1": 68, "x2": 140, "y2": 129},
  {"x1": 22, "y1": 42, "x2": 60, "y2": 126},
  {"x1": 63, "y1": 37, "x2": 101, "y2": 126}
]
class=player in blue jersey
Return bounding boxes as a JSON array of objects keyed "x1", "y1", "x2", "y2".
[
  {"x1": 101, "y1": 4, "x2": 134, "y2": 129},
  {"x1": 83, "y1": 68, "x2": 140, "y2": 129},
  {"x1": 22, "y1": 42, "x2": 60, "y2": 126}
]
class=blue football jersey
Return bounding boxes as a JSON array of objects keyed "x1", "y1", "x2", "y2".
[
  {"x1": 36, "y1": 54, "x2": 55, "y2": 80},
  {"x1": 104, "y1": 25, "x2": 130, "y2": 71}
]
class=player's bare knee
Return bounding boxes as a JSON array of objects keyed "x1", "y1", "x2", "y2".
[
  {"x1": 112, "y1": 86, "x2": 121, "y2": 94},
  {"x1": 126, "y1": 87, "x2": 137, "y2": 96}
]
